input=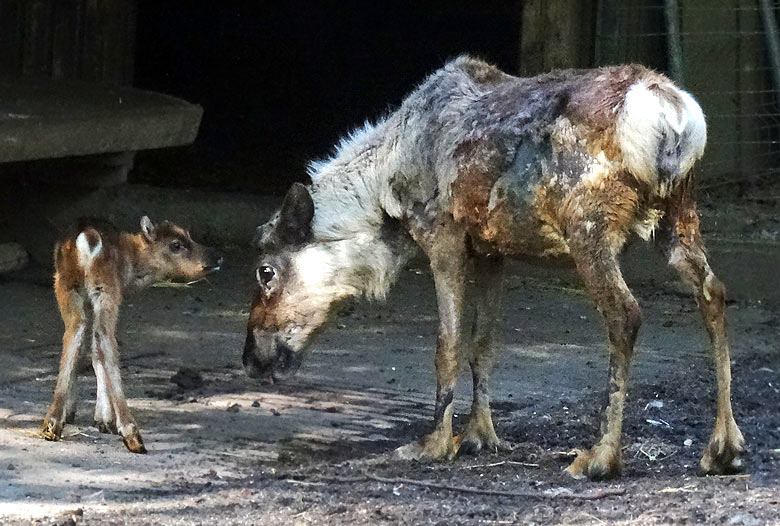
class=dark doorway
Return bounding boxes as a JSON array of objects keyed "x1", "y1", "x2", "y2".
[{"x1": 133, "y1": 1, "x2": 521, "y2": 193}]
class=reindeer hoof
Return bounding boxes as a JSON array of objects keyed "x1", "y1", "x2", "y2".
[
  {"x1": 699, "y1": 429, "x2": 745, "y2": 475},
  {"x1": 565, "y1": 444, "x2": 622, "y2": 481},
  {"x1": 456, "y1": 431, "x2": 511, "y2": 456},
  {"x1": 394, "y1": 433, "x2": 459, "y2": 461},
  {"x1": 122, "y1": 432, "x2": 147, "y2": 454},
  {"x1": 41, "y1": 418, "x2": 63, "y2": 442},
  {"x1": 699, "y1": 418, "x2": 745, "y2": 475}
]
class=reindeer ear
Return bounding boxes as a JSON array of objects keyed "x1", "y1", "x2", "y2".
[
  {"x1": 277, "y1": 183, "x2": 314, "y2": 245},
  {"x1": 140, "y1": 216, "x2": 156, "y2": 242}
]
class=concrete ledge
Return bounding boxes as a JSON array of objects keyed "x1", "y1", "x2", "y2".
[{"x1": 0, "y1": 78, "x2": 202, "y2": 163}]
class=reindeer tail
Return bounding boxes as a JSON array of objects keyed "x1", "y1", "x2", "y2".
[{"x1": 616, "y1": 78, "x2": 707, "y2": 196}]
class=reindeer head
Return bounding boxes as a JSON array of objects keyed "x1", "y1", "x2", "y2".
[
  {"x1": 244, "y1": 183, "x2": 352, "y2": 383},
  {"x1": 137, "y1": 216, "x2": 223, "y2": 284}
]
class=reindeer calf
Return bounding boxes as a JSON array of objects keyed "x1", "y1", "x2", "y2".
[
  {"x1": 42, "y1": 216, "x2": 222, "y2": 453},
  {"x1": 243, "y1": 56, "x2": 745, "y2": 479}
]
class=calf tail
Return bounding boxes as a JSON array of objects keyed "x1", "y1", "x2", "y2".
[
  {"x1": 616, "y1": 79, "x2": 707, "y2": 196},
  {"x1": 75, "y1": 227, "x2": 103, "y2": 268}
]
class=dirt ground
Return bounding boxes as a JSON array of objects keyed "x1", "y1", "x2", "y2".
[{"x1": 1, "y1": 242, "x2": 779, "y2": 525}]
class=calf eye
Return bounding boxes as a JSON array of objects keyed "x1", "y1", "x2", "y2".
[
  {"x1": 169, "y1": 241, "x2": 182, "y2": 253},
  {"x1": 257, "y1": 265, "x2": 275, "y2": 286}
]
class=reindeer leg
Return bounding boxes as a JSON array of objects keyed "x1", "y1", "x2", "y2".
[
  {"x1": 92, "y1": 292, "x2": 146, "y2": 453},
  {"x1": 92, "y1": 347, "x2": 117, "y2": 435},
  {"x1": 42, "y1": 287, "x2": 86, "y2": 441},
  {"x1": 456, "y1": 254, "x2": 509, "y2": 455},
  {"x1": 396, "y1": 223, "x2": 467, "y2": 461},
  {"x1": 565, "y1": 247, "x2": 641, "y2": 480},
  {"x1": 662, "y1": 200, "x2": 744, "y2": 474}
]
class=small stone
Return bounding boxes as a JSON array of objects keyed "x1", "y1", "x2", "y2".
[
  {"x1": 251, "y1": 400, "x2": 261, "y2": 408},
  {"x1": 6, "y1": 464, "x2": 14, "y2": 470},
  {"x1": 226, "y1": 403, "x2": 240, "y2": 413},
  {"x1": 684, "y1": 438, "x2": 693, "y2": 447}
]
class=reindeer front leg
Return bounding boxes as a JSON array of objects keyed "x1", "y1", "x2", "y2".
[
  {"x1": 456, "y1": 254, "x2": 508, "y2": 454},
  {"x1": 662, "y1": 190, "x2": 744, "y2": 474},
  {"x1": 396, "y1": 225, "x2": 467, "y2": 461},
  {"x1": 566, "y1": 244, "x2": 641, "y2": 480}
]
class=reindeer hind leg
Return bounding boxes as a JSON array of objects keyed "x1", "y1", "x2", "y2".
[
  {"x1": 666, "y1": 233, "x2": 744, "y2": 474},
  {"x1": 42, "y1": 286, "x2": 87, "y2": 441},
  {"x1": 91, "y1": 285, "x2": 146, "y2": 453},
  {"x1": 565, "y1": 247, "x2": 641, "y2": 480}
]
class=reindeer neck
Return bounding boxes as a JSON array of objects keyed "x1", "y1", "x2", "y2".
[{"x1": 306, "y1": 119, "x2": 415, "y2": 301}]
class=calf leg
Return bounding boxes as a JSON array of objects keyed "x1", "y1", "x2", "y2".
[
  {"x1": 396, "y1": 225, "x2": 467, "y2": 461},
  {"x1": 457, "y1": 254, "x2": 508, "y2": 454},
  {"x1": 92, "y1": 297, "x2": 146, "y2": 453},
  {"x1": 42, "y1": 288, "x2": 86, "y2": 441},
  {"x1": 92, "y1": 351, "x2": 117, "y2": 434},
  {"x1": 565, "y1": 250, "x2": 641, "y2": 480},
  {"x1": 663, "y1": 205, "x2": 744, "y2": 474}
]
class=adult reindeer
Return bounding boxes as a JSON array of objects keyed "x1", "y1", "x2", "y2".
[{"x1": 243, "y1": 57, "x2": 743, "y2": 479}]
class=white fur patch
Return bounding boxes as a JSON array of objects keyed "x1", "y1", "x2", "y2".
[
  {"x1": 631, "y1": 208, "x2": 664, "y2": 241},
  {"x1": 76, "y1": 231, "x2": 102, "y2": 268},
  {"x1": 616, "y1": 81, "x2": 707, "y2": 193}
]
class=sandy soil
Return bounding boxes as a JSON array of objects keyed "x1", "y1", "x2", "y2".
[{"x1": 0, "y1": 248, "x2": 778, "y2": 525}]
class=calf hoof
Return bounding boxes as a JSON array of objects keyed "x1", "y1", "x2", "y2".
[
  {"x1": 394, "y1": 432, "x2": 459, "y2": 461},
  {"x1": 565, "y1": 444, "x2": 622, "y2": 481},
  {"x1": 41, "y1": 417, "x2": 63, "y2": 442},
  {"x1": 95, "y1": 420, "x2": 118, "y2": 435},
  {"x1": 699, "y1": 422, "x2": 745, "y2": 475},
  {"x1": 122, "y1": 432, "x2": 147, "y2": 454}
]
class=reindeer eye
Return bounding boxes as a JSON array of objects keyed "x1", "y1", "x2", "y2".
[
  {"x1": 257, "y1": 265, "x2": 275, "y2": 286},
  {"x1": 169, "y1": 241, "x2": 182, "y2": 253}
]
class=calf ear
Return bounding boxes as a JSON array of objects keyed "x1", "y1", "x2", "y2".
[
  {"x1": 140, "y1": 216, "x2": 156, "y2": 242},
  {"x1": 277, "y1": 183, "x2": 314, "y2": 245}
]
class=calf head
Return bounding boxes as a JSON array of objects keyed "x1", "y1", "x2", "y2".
[
  {"x1": 138, "y1": 216, "x2": 223, "y2": 282},
  {"x1": 244, "y1": 183, "x2": 343, "y2": 383}
]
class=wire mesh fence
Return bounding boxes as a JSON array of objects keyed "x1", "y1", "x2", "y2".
[{"x1": 595, "y1": 0, "x2": 780, "y2": 194}]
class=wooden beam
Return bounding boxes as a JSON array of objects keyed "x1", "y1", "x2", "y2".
[{"x1": 520, "y1": 0, "x2": 596, "y2": 75}]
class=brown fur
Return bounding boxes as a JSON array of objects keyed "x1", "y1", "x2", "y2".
[{"x1": 42, "y1": 217, "x2": 221, "y2": 453}]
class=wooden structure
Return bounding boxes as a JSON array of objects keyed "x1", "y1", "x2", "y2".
[
  {"x1": 521, "y1": 0, "x2": 778, "y2": 187},
  {"x1": 0, "y1": 0, "x2": 201, "y2": 188},
  {"x1": 0, "y1": 0, "x2": 136, "y2": 84},
  {"x1": 0, "y1": 0, "x2": 202, "y2": 272}
]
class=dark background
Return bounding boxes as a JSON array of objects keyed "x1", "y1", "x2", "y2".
[{"x1": 133, "y1": 1, "x2": 521, "y2": 193}]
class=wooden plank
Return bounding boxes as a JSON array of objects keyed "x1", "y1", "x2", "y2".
[
  {"x1": 122, "y1": 0, "x2": 137, "y2": 84},
  {"x1": 681, "y1": 0, "x2": 740, "y2": 181},
  {"x1": 81, "y1": 0, "x2": 104, "y2": 82},
  {"x1": 595, "y1": 0, "x2": 620, "y2": 65},
  {"x1": 103, "y1": 0, "x2": 136, "y2": 85},
  {"x1": 21, "y1": 0, "x2": 53, "y2": 77},
  {"x1": 520, "y1": 0, "x2": 596, "y2": 75},
  {"x1": 51, "y1": 0, "x2": 83, "y2": 79},
  {"x1": 0, "y1": 0, "x2": 23, "y2": 76}
]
